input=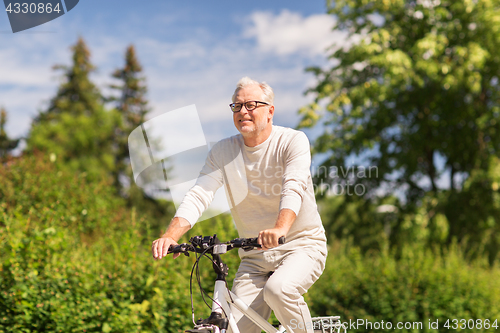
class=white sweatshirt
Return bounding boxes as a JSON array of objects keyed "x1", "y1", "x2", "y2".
[{"x1": 175, "y1": 125, "x2": 327, "y2": 255}]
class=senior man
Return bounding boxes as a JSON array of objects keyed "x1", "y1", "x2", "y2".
[{"x1": 152, "y1": 77, "x2": 327, "y2": 333}]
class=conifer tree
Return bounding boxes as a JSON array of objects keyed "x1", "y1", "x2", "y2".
[
  {"x1": 28, "y1": 37, "x2": 119, "y2": 179},
  {"x1": 108, "y1": 45, "x2": 174, "y2": 221},
  {"x1": 37, "y1": 37, "x2": 102, "y2": 122},
  {"x1": 111, "y1": 45, "x2": 149, "y2": 130},
  {"x1": 110, "y1": 45, "x2": 150, "y2": 192}
]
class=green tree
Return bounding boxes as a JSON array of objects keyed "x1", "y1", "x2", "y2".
[
  {"x1": 0, "y1": 107, "x2": 20, "y2": 160},
  {"x1": 300, "y1": 0, "x2": 500, "y2": 258},
  {"x1": 108, "y1": 44, "x2": 175, "y2": 232},
  {"x1": 27, "y1": 37, "x2": 119, "y2": 179},
  {"x1": 109, "y1": 45, "x2": 150, "y2": 193},
  {"x1": 37, "y1": 37, "x2": 102, "y2": 121}
]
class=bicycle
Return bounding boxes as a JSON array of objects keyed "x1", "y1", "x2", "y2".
[{"x1": 167, "y1": 234, "x2": 346, "y2": 333}]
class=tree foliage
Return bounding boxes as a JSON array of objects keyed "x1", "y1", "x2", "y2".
[
  {"x1": 111, "y1": 45, "x2": 149, "y2": 130},
  {"x1": 0, "y1": 108, "x2": 19, "y2": 160},
  {"x1": 27, "y1": 37, "x2": 120, "y2": 179},
  {"x1": 0, "y1": 154, "x2": 238, "y2": 333},
  {"x1": 37, "y1": 37, "x2": 103, "y2": 121},
  {"x1": 110, "y1": 45, "x2": 151, "y2": 193},
  {"x1": 308, "y1": 241, "x2": 500, "y2": 333},
  {"x1": 2, "y1": 155, "x2": 500, "y2": 332},
  {"x1": 300, "y1": 0, "x2": 500, "y2": 260}
]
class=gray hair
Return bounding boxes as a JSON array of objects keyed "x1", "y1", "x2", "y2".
[{"x1": 231, "y1": 77, "x2": 275, "y2": 105}]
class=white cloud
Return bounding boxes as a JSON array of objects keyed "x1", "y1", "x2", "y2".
[{"x1": 243, "y1": 10, "x2": 345, "y2": 56}]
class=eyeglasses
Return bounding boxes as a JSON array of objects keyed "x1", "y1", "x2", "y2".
[{"x1": 229, "y1": 101, "x2": 269, "y2": 113}]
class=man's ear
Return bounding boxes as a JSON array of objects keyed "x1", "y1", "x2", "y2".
[{"x1": 268, "y1": 105, "x2": 275, "y2": 120}]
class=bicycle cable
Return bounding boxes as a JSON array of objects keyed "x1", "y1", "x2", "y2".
[
  {"x1": 188, "y1": 244, "x2": 228, "y2": 325},
  {"x1": 188, "y1": 249, "x2": 199, "y2": 325},
  {"x1": 199, "y1": 251, "x2": 228, "y2": 316}
]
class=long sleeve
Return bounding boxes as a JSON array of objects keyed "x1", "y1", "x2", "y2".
[
  {"x1": 279, "y1": 132, "x2": 312, "y2": 215},
  {"x1": 174, "y1": 149, "x2": 224, "y2": 226}
]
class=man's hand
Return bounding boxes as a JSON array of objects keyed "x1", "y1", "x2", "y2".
[
  {"x1": 258, "y1": 228, "x2": 286, "y2": 250},
  {"x1": 258, "y1": 209, "x2": 295, "y2": 250},
  {"x1": 152, "y1": 217, "x2": 191, "y2": 260},
  {"x1": 152, "y1": 236, "x2": 180, "y2": 260}
]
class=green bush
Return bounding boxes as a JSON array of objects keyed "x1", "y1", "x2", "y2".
[
  {"x1": 3, "y1": 154, "x2": 500, "y2": 332},
  {"x1": 0, "y1": 154, "x2": 239, "y2": 332},
  {"x1": 307, "y1": 241, "x2": 500, "y2": 332}
]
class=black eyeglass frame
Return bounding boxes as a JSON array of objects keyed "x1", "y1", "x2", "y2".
[{"x1": 229, "y1": 101, "x2": 270, "y2": 113}]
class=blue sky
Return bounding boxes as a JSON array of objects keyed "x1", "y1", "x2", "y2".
[{"x1": 1, "y1": 0, "x2": 346, "y2": 147}]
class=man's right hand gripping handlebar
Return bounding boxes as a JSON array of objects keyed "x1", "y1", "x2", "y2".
[
  {"x1": 152, "y1": 236, "x2": 181, "y2": 260},
  {"x1": 152, "y1": 217, "x2": 192, "y2": 260}
]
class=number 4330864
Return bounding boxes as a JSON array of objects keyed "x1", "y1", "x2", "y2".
[
  {"x1": 6, "y1": 2, "x2": 62, "y2": 14},
  {"x1": 444, "y1": 319, "x2": 498, "y2": 330}
]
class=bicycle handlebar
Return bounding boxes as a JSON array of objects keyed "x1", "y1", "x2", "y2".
[{"x1": 167, "y1": 235, "x2": 286, "y2": 255}]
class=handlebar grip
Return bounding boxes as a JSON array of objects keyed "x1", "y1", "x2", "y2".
[
  {"x1": 247, "y1": 236, "x2": 285, "y2": 245},
  {"x1": 167, "y1": 243, "x2": 192, "y2": 254}
]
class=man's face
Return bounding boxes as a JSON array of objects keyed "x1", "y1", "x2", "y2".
[{"x1": 233, "y1": 85, "x2": 274, "y2": 140}]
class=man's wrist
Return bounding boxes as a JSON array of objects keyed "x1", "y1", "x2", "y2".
[
  {"x1": 273, "y1": 208, "x2": 296, "y2": 235},
  {"x1": 272, "y1": 226, "x2": 289, "y2": 236},
  {"x1": 160, "y1": 235, "x2": 177, "y2": 242}
]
